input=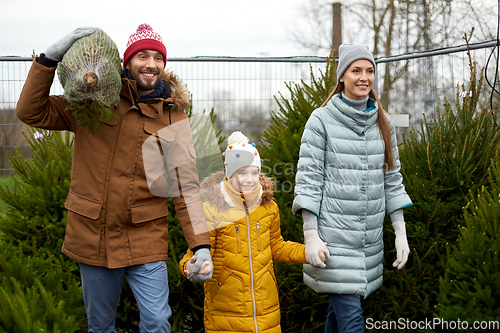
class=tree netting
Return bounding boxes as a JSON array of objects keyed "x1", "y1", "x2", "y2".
[{"x1": 57, "y1": 28, "x2": 122, "y2": 133}]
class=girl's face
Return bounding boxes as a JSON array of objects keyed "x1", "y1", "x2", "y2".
[
  {"x1": 229, "y1": 166, "x2": 260, "y2": 193},
  {"x1": 340, "y1": 59, "x2": 374, "y2": 100}
]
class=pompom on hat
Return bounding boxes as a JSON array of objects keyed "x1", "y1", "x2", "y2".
[
  {"x1": 223, "y1": 131, "x2": 261, "y2": 179},
  {"x1": 123, "y1": 24, "x2": 167, "y2": 68},
  {"x1": 336, "y1": 43, "x2": 376, "y2": 81}
]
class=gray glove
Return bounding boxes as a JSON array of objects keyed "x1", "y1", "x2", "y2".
[
  {"x1": 45, "y1": 27, "x2": 96, "y2": 62},
  {"x1": 190, "y1": 248, "x2": 213, "y2": 282}
]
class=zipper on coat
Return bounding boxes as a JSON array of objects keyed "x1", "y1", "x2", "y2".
[
  {"x1": 235, "y1": 224, "x2": 241, "y2": 253},
  {"x1": 256, "y1": 222, "x2": 261, "y2": 251},
  {"x1": 245, "y1": 205, "x2": 259, "y2": 333}
]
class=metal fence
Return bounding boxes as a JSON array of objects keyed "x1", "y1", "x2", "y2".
[
  {"x1": 374, "y1": 40, "x2": 499, "y2": 123},
  {"x1": 1, "y1": 40, "x2": 498, "y2": 176},
  {"x1": 0, "y1": 56, "x2": 328, "y2": 177}
]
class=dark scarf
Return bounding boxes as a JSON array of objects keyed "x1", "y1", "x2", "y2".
[{"x1": 121, "y1": 68, "x2": 165, "y2": 101}]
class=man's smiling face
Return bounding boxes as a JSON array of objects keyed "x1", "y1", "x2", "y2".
[{"x1": 125, "y1": 50, "x2": 164, "y2": 96}]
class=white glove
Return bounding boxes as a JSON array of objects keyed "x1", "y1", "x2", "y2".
[
  {"x1": 303, "y1": 210, "x2": 329, "y2": 268},
  {"x1": 186, "y1": 248, "x2": 213, "y2": 282},
  {"x1": 390, "y1": 209, "x2": 410, "y2": 269},
  {"x1": 45, "y1": 27, "x2": 96, "y2": 62},
  {"x1": 303, "y1": 227, "x2": 330, "y2": 268}
]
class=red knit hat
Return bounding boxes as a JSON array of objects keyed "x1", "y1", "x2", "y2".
[{"x1": 123, "y1": 24, "x2": 167, "y2": 68}]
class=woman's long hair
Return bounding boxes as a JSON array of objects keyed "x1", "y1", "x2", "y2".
[{"x1": 321, "y1": 82, "x2": 394, "y2": 171}]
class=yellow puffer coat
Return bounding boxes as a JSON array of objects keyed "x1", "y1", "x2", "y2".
[{"x1": 180, "y1": 171, "x2": 306, "y2": 333}]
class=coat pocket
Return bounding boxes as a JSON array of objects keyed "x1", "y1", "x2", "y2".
[
  {"x1": 142, "y1": 118, "x2": 198, "y2": 202},
  {"x1": 63, "y1": 191, "x2": 103, "y2": 260},
  {"x1": 208, "y1": 268, "x2": 245, "y2": 314},
  {"x1": 131, "y1": 202, "x2": 168, "y2": 224},
  {"x1": 144, "y1": 118, "x2": 176, "y2": 142},
  {"x1": 141, "y1": 124, "x2": 171, "y2": 200},
  {"x1": 143, "y1": 118, "x2": 197, "y2": 168},
  {"x1": 256, "y1": 267, "x2": 280, "y2": 315},
  {"x1": 65, "y1": 191, "x2": 102, "y2": 220}
]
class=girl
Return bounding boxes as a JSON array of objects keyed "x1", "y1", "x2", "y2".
[
  {"x1": 293, "y1": 44, "x2": 413, "y2": 333},
  {"x1": 181, "y1": 131, "x2": 307, "y2": 333}
]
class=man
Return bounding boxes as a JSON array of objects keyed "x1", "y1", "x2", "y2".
[{"x1": 16, "y1": 24, "x2": 212, "y2": 333}]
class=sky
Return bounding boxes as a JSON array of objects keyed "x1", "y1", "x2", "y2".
[
  {"x1": 2, "y1": 0, "x2": 498, "y2": 59},
  {"x1": 0, "y1": 0, "x2": 310, "y2": 58}
]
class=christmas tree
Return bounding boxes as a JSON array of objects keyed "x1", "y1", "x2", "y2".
[
  {"x1": 0, "y1": 242, "x2": 85, "y2": 332},
  {"x1": 0, "y1": 128, "x2": 73, "y2": 261},
  {"x1": 437, "y1": 152, "x2": 500, "y2": 330},
  {"x1": 0, "y1": 128, "x2": 85, "y2": 332}
]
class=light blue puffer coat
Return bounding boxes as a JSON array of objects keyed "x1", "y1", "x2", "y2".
[{"x1": 292, "y1": 94, "x2": 412, "y2": 297}]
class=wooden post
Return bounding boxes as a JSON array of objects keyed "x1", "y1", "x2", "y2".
[{"x1": 332, "y1": 2, "x2": 342, "y2": 53}]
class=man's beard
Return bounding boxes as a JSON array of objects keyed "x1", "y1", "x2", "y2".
[{"x1": 129, "y1": 70, "x2": 163, "y2": 92}]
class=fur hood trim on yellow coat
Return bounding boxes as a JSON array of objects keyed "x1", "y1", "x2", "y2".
[{"x1": 200, "y1": 171, "x2": 274, "y2": 211}]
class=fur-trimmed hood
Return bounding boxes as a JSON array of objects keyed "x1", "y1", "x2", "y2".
[
  {"x1": 201, "y1": 171, "x2": 274, "y2": 211},
  {"x1": 160, "y1": 69, "x2": 190, "y2": 113}
]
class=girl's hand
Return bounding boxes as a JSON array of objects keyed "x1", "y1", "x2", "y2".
[
  {"x1": 184, "y1": 256, "x2": 195, "y2": 278},
  {"x1": 184, "y1": 256, "x2": 212, "y2": 278}
]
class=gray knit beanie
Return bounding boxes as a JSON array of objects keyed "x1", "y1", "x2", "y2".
[
  {"x1": 337, "y1": 43, "x2": 376, "y2": 81},
  {"x1": 223, "y1": 131, "x2": 261, "y2": 179}
]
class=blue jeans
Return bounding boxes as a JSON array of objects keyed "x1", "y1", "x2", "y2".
[
  {"x1": 324, "y1": 294, "x2": 364, "y2": 333},
  {"x1": 79, "y1": 261, "x2": 171, "y2": 333}
]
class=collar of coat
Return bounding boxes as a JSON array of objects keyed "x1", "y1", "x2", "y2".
[
  {"x1": 120, "y1": 68, "x2": 190, "y2": 114},
  {"x1": 200, "y1": 171, "x2": 274, "y2": 211},
  {"x1": 327, "y1": 93, "x2": 379, "y2": 135}
]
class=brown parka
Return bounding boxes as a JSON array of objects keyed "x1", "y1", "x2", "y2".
[{"x1": 16, "y1": 58, "x2": 210, "y2": 269}]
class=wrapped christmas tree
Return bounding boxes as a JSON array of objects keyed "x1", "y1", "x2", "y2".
[{"x1": 57, "y1": 28, "x2": 122, "y2": 133}]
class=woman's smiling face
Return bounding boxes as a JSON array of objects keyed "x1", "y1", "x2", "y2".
[{"x1": 340, "y1": 59, "x2": 374, "y2": 100}]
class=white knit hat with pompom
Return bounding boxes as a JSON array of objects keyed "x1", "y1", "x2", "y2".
[{"x1": 223, "y1": 131, "x2": 261, "y2": 178}]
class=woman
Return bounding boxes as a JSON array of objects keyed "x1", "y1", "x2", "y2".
[{"x1": 292, "y1": 43, "x2": 413, "y2": 333}]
